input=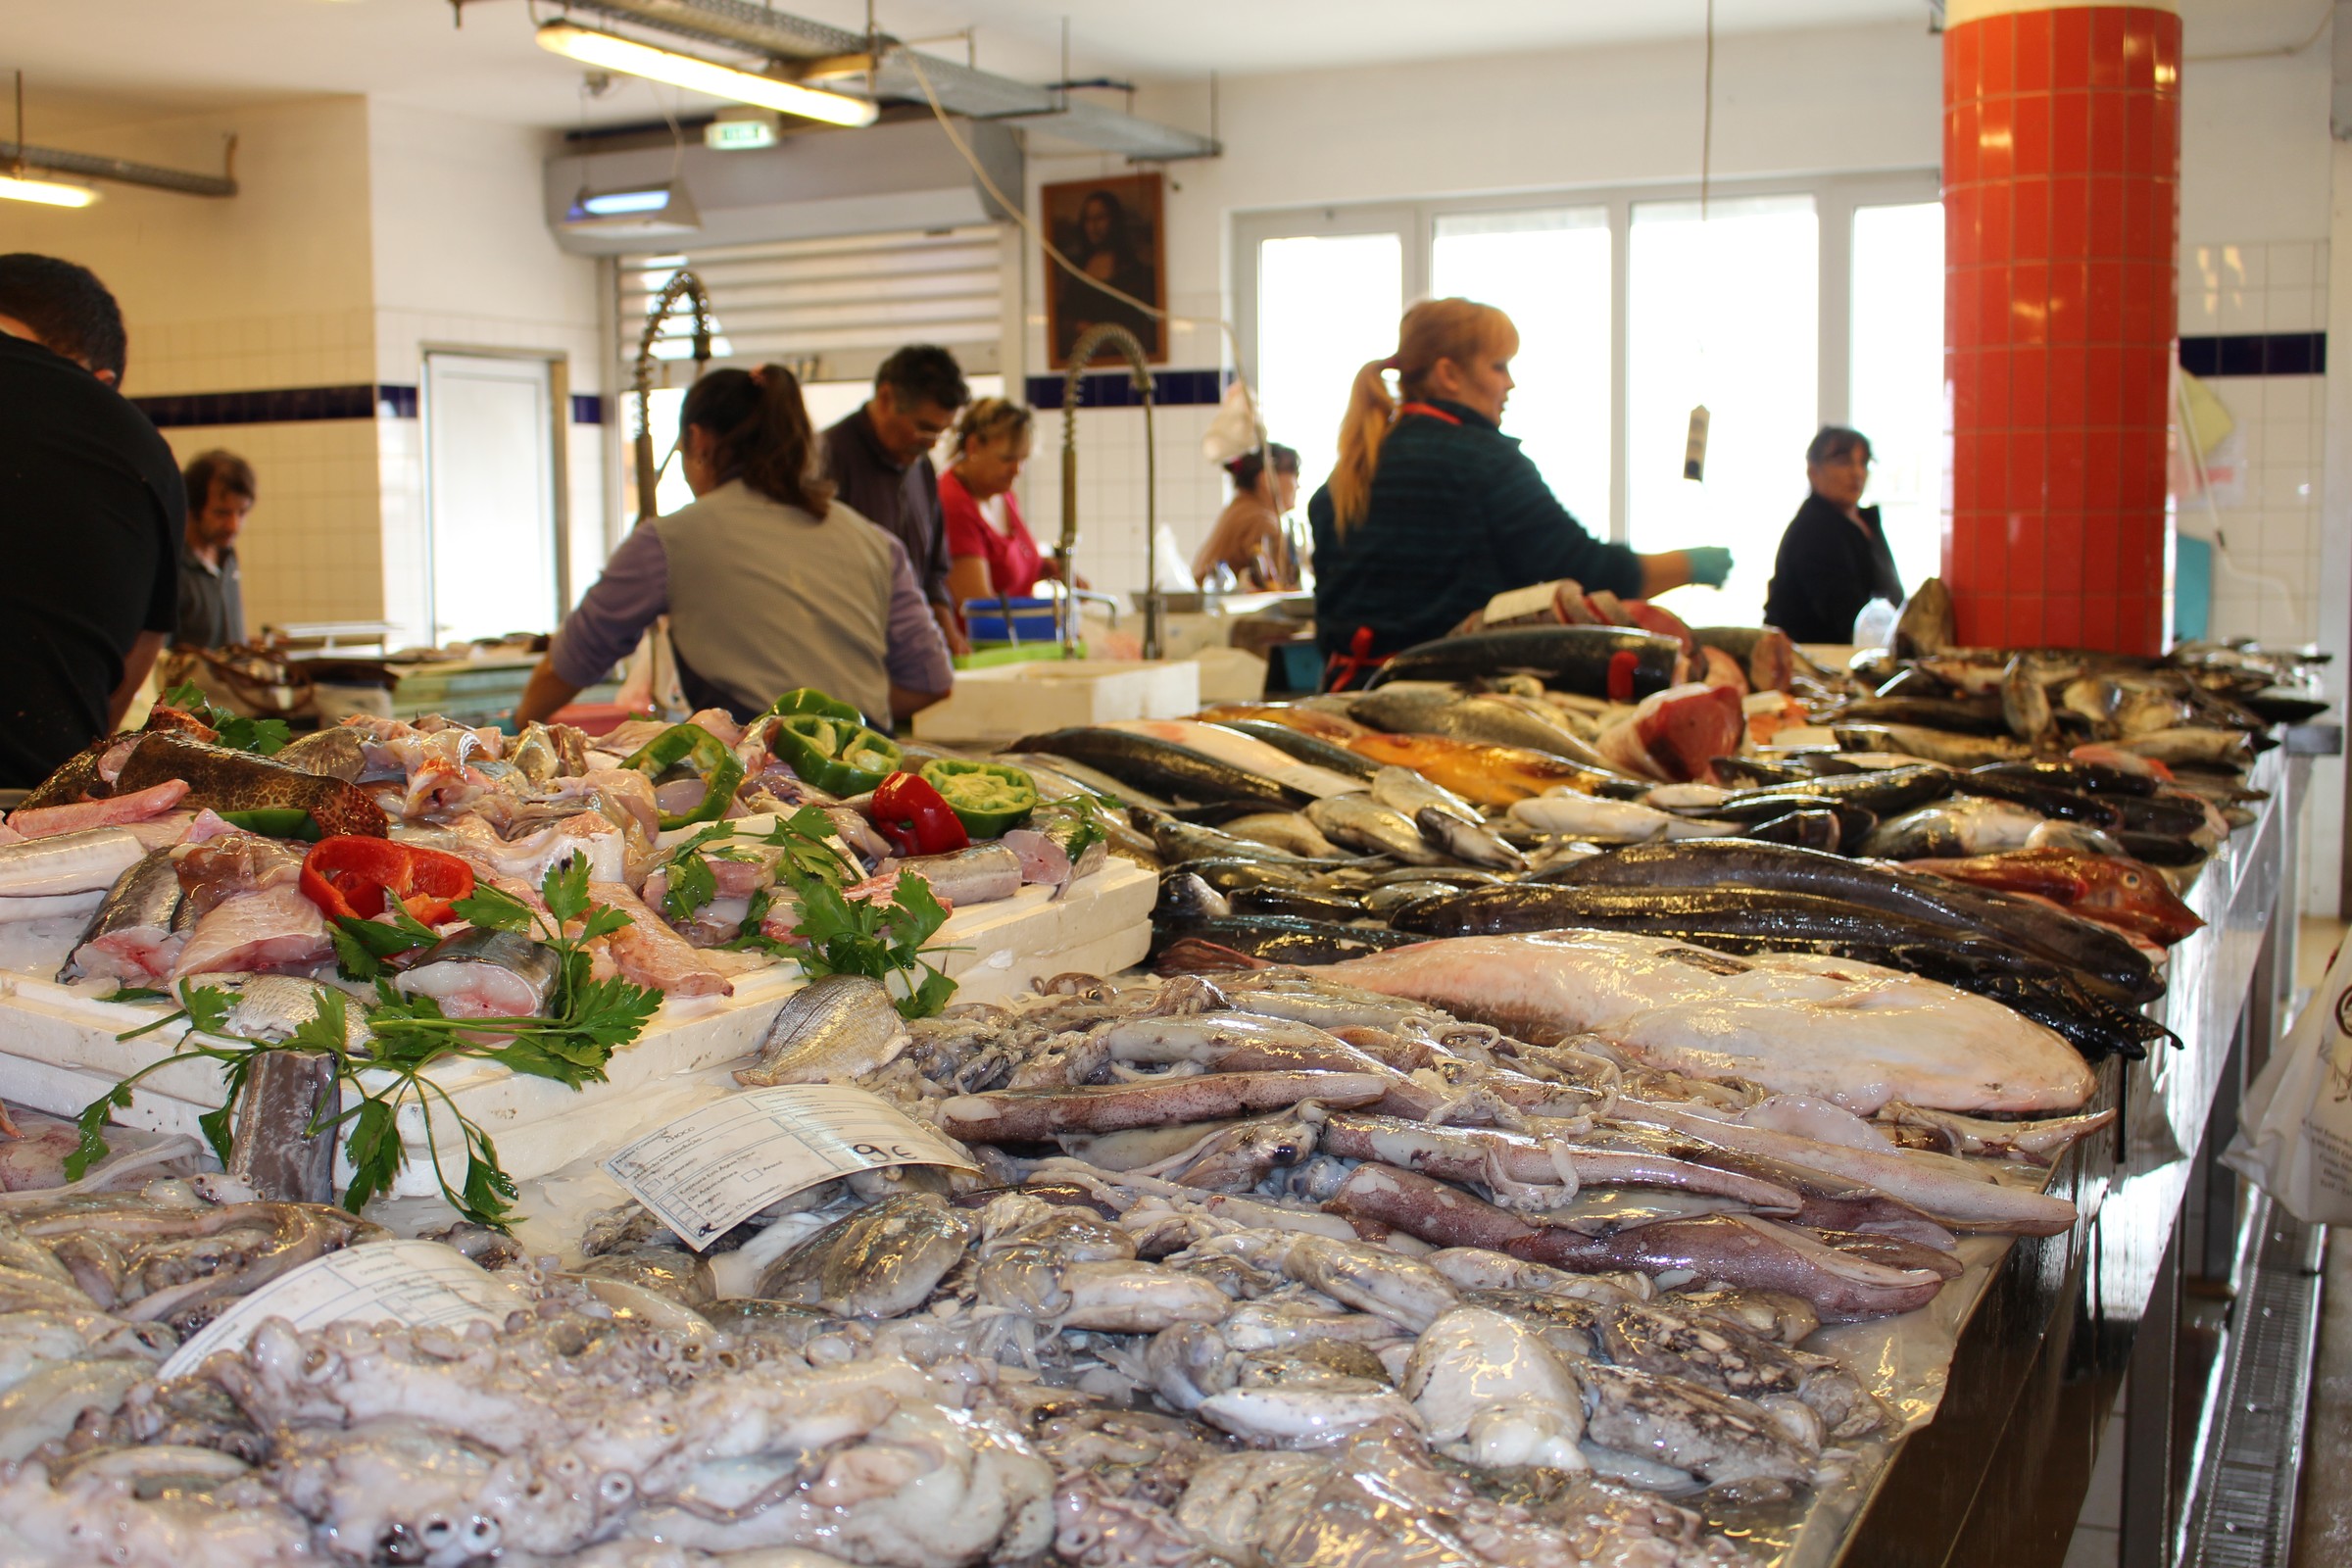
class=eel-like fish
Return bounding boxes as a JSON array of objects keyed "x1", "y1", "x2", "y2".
[{"x1": 112, "y1": 733, "x2": 388, "y2": 837}]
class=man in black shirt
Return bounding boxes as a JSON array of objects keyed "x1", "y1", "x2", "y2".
[
  {"x1": 0, "y1": 255, "x2": 181, "y2": 787},
  {"x1": 824, "y1": 345, "x2": 970, "y2": 657}
]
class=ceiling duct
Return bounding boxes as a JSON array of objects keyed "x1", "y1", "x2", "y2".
[
  {"x1": 561, "y1": 0, "x2": 1220, "y2": 162},
  {"x1": 0, "y1": 138, "x2": 235, "y2": 198}
]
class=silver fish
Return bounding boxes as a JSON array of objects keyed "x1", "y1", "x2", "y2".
[
  {"x1": 393, "y1": 929, "x2": 563, "y2": 1018},
  {"x1": 1414, "y1": 807, "x2": 1528, "y2": 871},
  {"x1": 2121, "y1": 726, "x2": 2252, "y2": 765},
  {"x1": 1351, "y1": 684, "x2": 1613, "y2": 769},
  {"x1": 1219, "y1": 811, "x2": 1342, "y2": 858},
  {"x1": 734, "y1": 972, "x2": 909, "y2": 1088},
  {"x1": 1861, "y1": 797, "x2": 2047, "y2": 858},
  {"x1": 1368, "y1": 765, "x2": 1481, "y2": 826},
  {"x1": 1305, "y1": 795, "x2": 1447, "y2": 865}
]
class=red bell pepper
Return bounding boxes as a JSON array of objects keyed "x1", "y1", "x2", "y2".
[
  {"x1": 299, "y1": 836, "x2": 476, "y2": 925},
  {"x1": 869, "y1": 772, "x2": 969, "y2": 858}
]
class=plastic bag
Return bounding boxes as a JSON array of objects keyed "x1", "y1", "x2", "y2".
[
  {"x1": 2222, "y1": 934, "x2": 2352, "y2": 1224},
  {"x1": 1201, "y1": 376, "x2": 1264, "y2": 466}
]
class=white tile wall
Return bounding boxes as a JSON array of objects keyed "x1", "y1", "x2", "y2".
[
  {"x1": 1017, "y1": 403, "x2": 1233, "y2": 601},
  {"x1": 127, "y1": 307, "x2": 376, "y2": 400},
  {"x1": 160, "y1": 420, "x2": 385, "y2": 634}
]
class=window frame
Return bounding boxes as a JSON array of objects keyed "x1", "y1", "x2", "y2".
[{"x1": 1231, "y1": 170, "x2": 1938, "y2": 543}]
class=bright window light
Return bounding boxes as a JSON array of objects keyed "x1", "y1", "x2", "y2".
[
  {"x1": 1255, "y1": 233, "x2": 1404, "y2": 531},
  {"x1": 1627, "y1": 194, "x2": 1819, "y2": 625},
  {"x1": 1432, "y1": 207, "x2": 1612, "y2": 529},
  {"x1": 1851, "y1": 201, "x2": 1948, "y2": 602}
]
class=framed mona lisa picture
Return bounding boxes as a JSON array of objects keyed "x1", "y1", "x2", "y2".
[{"x1": 1044, "y1": 172, "x2": 1167, "y2": 368}]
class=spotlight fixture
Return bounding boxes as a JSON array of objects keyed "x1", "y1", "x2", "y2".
[{"x1": 536, "y1": 21, "x2": 878, "y2": 129}]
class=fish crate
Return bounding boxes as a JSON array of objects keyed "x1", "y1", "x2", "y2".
[
  {"x1": 912, "y1": 659, "x2": 1200, "y2": 745},
  {"x1": 0, "y1": 858, "x2": 1155, "y2": 1199}
]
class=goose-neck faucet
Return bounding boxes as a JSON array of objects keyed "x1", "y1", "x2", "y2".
[
  {"x1": 631, "y1": 270, "x2": 712, "y2": 523},
  {"x1": 1057, "y1": 322, "x2": 1161, "y2": 661}
]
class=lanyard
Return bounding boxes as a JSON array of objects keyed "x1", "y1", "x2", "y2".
[{"x1": 1396, "y1": 402, "x2": 1461, "y2": 425}]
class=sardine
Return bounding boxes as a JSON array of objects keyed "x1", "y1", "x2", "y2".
[
  {"x1": 393, "y1": 929, "x2": 563, "y2": 1019},
  {"x1": 734, "y1": 972, "x2": 909, "y2": 1087},
  {"x1": 59, "y1": 851, "x2": 185, "y2": 984},
  {"x1": 1218, "y1": 812, "x2": 1342, "y2": 858},
  {"x1": 1414, "y1": 807, "x2": 1528, "y2": 871},
  {"x1": 1367, "y1": 765, "x2": 1479, "y2": 825},
  {"x1": 1368, "y1": 626, "x2": 1684, "y2": 702},
  {"x1": 1305, "y1": 796, "x2": 1447, "y2": 864}
]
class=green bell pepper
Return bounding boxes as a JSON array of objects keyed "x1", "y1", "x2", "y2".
[
  {"x1": 768, "y1": 688, "x2": 863, "y2": 723},
  {"x1": 619, "y1": 722, "x2": 747, "y2": 830},
  {"x1": 771, "y1": 714, "x2": 903, "y2": 796},
  {"x1": 217, "y1": 807, "x2": 325, "y2": 842},
  {"x1": 916, "y1": 759, "x2": 1039, "y2": 838}
]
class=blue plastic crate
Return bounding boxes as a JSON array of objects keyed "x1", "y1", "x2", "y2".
[{"x1": 962, "y1": 597, "x2": 1061, "y2": 645}]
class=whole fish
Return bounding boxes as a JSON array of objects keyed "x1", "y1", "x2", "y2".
[
  {"x1": 1150, "y1": 817, "x2": 1327, "y2": 866},
  {"x1": 1349, "y1": 685, "x2": 1615, "y2": 769},
  {"x1": 1227, "y1": 885, "x2": 1362, "y2": 922},
  {"x1": 1413, "y1": 807, "x2": 1528, "y2": 871},
  {"x1": 1101, "y1": 720, "x2": 1361, "y2": 798},
  {"x1": 1742, "y1": 809, "x2": 1847, "y2": 852},
  {"x1": 1214, "y1": 719, "x2": 1380, "y2": 780},
  {"x1": 2000, "y1": 655, "x2": 2055, "y2": 742},
  {"x1": 1838, "y1": 694, "x2": 2011, "y2": 737},
  {"x1": 755, "y1": 1194, "x2": 973, "y2": 1318},
  {"x1": 1704, "y1": 763, "x2": 1953, "y2": 820},
  {"x1": 1325, "y1": 930, "x2": 2097, "y2": 1114},
  {"x1": 1366, "y1": 765, "x2": 1481, "y2": 825},
  {"x1": 1541, "y1": 838, "x2": 2162, "y2": 1004},
  {"x1": 1943, "y1": 770, "x2": 2121, "y2": 826},
  {"x1": 1152, "y1": 916, "x2": 1420, "y2": 971},
  {"x1": 59, "y1": 851, "x2": 187, "y2": 985},
  {"x1": 1976, "y1": 759, "x2": 2159, "y2": 797},
  {"x1": 1832, "y1": 724, "x2": 2029, "y2": 768},
  {"x1": 1368, "y1": 625, "x2": 1684, "y2": 701},
  {"x1": 1013, "y1": 728, "x2": 1310, "y2": 809},
  {"x1": 1892, "y1": 577, "x2": 1955, "y2": 657},
  {"x1": 1156, "y1": 870, "x2": 1234, "y2": 923},
  {"x1": 1861, "y1": 798, "x2": 2049, "y2": 858},
  {"x1": 1193, "y1": 702, "x2": 1372, "y2": 742},
  {"x1": 393, "y1": 929, "x2": 564, "y2": 1018},
  {"x1": 1348, "y1": 731, "x2": 1639, "y2": 807},
  {"x1": 1906, "y1": 848, "x2": 2202, "y2": 945},
  {"x1": 2122, "y1": 727, "x2": 2255, "y2": 767},
  {"x1": 1217, "y1": 812, "x2": 1343, "y2": 858},
  {"x1": 1305, "y1": 796, "x2": 1447, "y2": 865},
  {"x1": 112, "y1": 733, "x2": 388, "y2": 837},
  {"x1": 1507, "y1": 793, "x2": 1731, "y2": 843},
  {"x1": 1168, "y1": 858, "x2": 1330, "y2": 895},
  {"x1": 995, "y1": 752, "x2": 1175, "y2": 814},
  {"x1": 734, "y1": 972, "x2": 909, "y2": 1087}
]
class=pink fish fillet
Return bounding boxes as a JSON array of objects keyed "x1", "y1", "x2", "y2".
[
  {"x1": 1696, "y1": 645, "x2": 1749, "y2": 695},
  {"x1": 171, "y1": 883, "x2": 332, "y2": 980},
  {"x1": 1620, "y1": 599, "x2": 1698, "y2": 654},
  {"x1": 10, "y1": 780, "x2": 191, "y2": 840},
  {"x1": 1597, "y1": 682, "x2": 1746, "y2": 783},
  {"x1": 587, "y1": 880, "x2": 732, "y2": 998}
]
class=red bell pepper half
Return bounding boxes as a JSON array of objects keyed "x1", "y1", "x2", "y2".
[
  {"x1": 299, "y1": 836, "x2": 477, "y2": 925},
  {"x1": 869, "y1": 772, "x2": 969, "y2": 858}
]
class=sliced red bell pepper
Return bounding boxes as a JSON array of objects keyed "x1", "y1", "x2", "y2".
[
  {"x1": 299, "y1": 836, "x2": 477, "y2": 925},
  {"x1": 870, "y1": 771, "x2": 969, "y2": 858}
]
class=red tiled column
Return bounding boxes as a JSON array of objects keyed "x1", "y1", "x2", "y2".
[{"x1": 1943, "y1": 0, "x2": 2179, "y2": 653}]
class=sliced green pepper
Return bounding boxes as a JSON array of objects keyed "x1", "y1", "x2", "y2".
[
  {"x1": 768, "y1": 688, "x2": 864, "y2": 723},
  {"x1": 620, "y1": 722, "x2": 747, "y2": 830},
  {"x1": 218, "y1": 807, "x2": 325, "y2": 841},
  {"x1": 771, "y1": 714, "x2": 903, "y2": 796},
  {"x1": 917, "y1": 759, "x2": 1039, "y2": 838}
]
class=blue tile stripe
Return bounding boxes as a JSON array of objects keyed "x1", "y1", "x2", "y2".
[
  {"x1": 1025, "y1": 368, "x2": 1229, "y2": 410},
  {"x1": 134, "y1": 383, "x2": 612, "y2": 426},
  {"x1": 2178, "y1": 332, "x2": 2326, "y2": 377}
]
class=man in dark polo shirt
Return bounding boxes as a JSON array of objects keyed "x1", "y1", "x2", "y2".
[
  {"x1": 176, "y1": 448, "x2": 254, "y2": 648},
  {"x1": 824, "y1": 345, "x2": 970, "y2": 657},
  {"x1": 0, "y1": 254, "x2": 180, "y2": 787}
]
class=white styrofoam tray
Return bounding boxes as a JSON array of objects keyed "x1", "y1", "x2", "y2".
[
  {"x1": 911, "y1": 660, "x2": 1201, "y2": 745},
  {"x1": 0, "y1": 858, "x2": 1155, "y2": 1197}
]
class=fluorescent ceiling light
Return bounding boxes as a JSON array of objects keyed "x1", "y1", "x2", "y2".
[
  {"x1": 0, "y1": 172, "x2": 99, "y2": 208},
  {"x1": 537, "y1": 21, "x2": 878, "y2": 129},
  {"x1": 564, "y1": 179, "x2": 700, "y2": 234}
]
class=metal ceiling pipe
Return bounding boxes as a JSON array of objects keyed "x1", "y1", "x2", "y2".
[
  {"x1": 0, "y1": 139, "x2": 236, "y2": 197},
  {"x1": 562, "y1": 0, "x2": 1219, "y2": 161}
]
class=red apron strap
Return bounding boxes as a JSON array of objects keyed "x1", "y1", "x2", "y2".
[{"x1": 1323, "y1": 625, "x2": 1388, "y2": 693}]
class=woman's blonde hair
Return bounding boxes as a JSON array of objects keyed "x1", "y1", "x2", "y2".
[
  {"x1": 1327, "y1": 298, "x2": 1518, "y2": 534},
  {"x1": 954, "y1": 396, "x2": 1034, "y2": 456}
]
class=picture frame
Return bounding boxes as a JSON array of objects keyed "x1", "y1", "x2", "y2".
[{"x1": 1043, "y1": 172, "x2": 1168, "y2": 368}]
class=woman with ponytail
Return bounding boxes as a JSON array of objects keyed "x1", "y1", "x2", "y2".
[
  {"x1": 516, "y1": 365, "x2": 953, "y2": 728},
  {"x1": 1308, "y1": 298, "x2": 1732, "y2": 676}
]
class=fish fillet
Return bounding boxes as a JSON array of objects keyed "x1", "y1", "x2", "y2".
[{"x1": 1327, "y1": 930, "x2": 2096, "y2": 1113}]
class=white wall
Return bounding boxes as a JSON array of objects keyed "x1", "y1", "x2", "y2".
[{"x1": 367, "y1": 101, "x2": 607, "y2": 648}]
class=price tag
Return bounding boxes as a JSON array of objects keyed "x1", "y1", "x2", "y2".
[
  {"x1": 159, "y1": 1239, "x2": 526, "y2": 1380},
  {"x1": 602, "y1": 1085, "x2": 977, "y2": 1250}
]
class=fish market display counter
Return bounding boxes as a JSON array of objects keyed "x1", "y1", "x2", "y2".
[
  {"x1": 0, "y1": 858, "x2": 1156, "y2": 1197},
  {"x1": 1823, "y1": 743, "x2": 2304, "y2": 1567}
]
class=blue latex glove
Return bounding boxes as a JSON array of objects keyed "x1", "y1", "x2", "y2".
[{"x1": 1685, "y1": 546, "x2": 1734, "y2": 588}]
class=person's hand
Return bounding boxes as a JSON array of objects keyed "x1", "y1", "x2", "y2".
[
  {"x1": 1686, "y1": 546, "x2": 1734, "y2": 588},
  {"x1": 932, "y1": 603, "x2": 970, "y2": 659}
]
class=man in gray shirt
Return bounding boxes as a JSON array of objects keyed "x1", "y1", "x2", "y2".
[
  {"x1": 824, "y1": 345, "x2": 969, "y2": 657},
  {"x1": 176, "y1": 448, "x2": 252, "y2": 648}
]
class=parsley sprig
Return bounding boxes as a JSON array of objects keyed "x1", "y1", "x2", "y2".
[
  {"x1": 66, "y1": 858, "x2": 662, "y2": 1229},
  {"x1": 721, "y1": 806, "x2": 957, "y2": 1018},
  {"x1": 160, "y1": 682, "x2": 291, "y2": 757}
]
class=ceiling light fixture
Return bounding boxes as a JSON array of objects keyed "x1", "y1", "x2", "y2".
[
  {"x1": 3, "y1": 73, "x2": 99, "y2": 210},
  {"x1": 563, "y1": 178, "x2": 702, "y2": 234},
  {"x1": 536, "y1": 21, "x2": 878, "y2": 128}
]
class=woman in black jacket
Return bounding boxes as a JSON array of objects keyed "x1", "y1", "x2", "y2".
[{"x1": 1762, "y1": 425, "x2": 1903, "y2": 644}]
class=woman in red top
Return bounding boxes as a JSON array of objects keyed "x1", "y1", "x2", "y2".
[{"x1": 941, "y1": 398, "x2": 1082, "y2": 616}]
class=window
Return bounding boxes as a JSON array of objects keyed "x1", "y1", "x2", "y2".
[
  {"x1": 1252, "y1": 232, "x2": 1405, "y2": 513},
  {"x1": 1627, "y1": 195, "x2": 1820, "y2": 625},
  {"x1": 1431, "y1": 208, "x2": 1611, "y2": 524},
  {"x1": 1850, "y1": 201, "x2": 1948, "y2": 602},
  {"x1": 1236, "y1": 172, "x2": 1938, "y2": 624}
]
